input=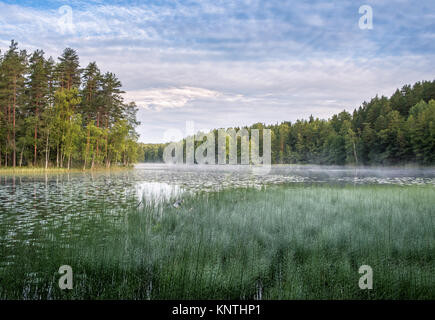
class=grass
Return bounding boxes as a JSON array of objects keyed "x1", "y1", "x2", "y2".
[{"x1": 0, "y1": 184, "x2": 434, "y2": 299}]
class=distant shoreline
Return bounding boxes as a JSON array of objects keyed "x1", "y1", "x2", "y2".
[
  {"x1": 135, "y1": 162, "x2": 435, "y2": 169},
  {"x1": 0, "y1": 166, "x2": 133, "y2": 175},
  {"x1": 2, "y1": 163, "x2": 435, "y2": 176}
]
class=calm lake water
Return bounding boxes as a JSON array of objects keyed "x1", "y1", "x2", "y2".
[
  {"x1": 1, "y1": 163, "x2": 435, "y2": 224},
  {"x1": 1, "y1": 164, "x2": 435, "y2": 268},
  {"x1": 2, "y1": 164, "x2": 435, "y2": 211}
]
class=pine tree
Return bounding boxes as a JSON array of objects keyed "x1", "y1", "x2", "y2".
[
  {"x1": 1, "y1": 40, "x2": 28, "y2": 167},
  {"x1": 27, "y1": 50, "x2": 49, "y2": 166},
  {"x1": 57, "y1": 48, "x2": 81, "y2": 90}
]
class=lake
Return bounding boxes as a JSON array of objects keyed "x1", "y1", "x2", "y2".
[
  {"x1": 1, "y1": 164, "x2": 434, "y2": 249},
  {"x1": 1, "y1": 164, "x2": 434, "y2": 299},
  {"x1": 2, "y1": 164, "x2": 435, "y2": 213}
]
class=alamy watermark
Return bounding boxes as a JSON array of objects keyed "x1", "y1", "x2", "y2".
[
  {"x1": 58, "y1": 265, "x2": 73, "y2": 290},
  {"x1": 359, "y1": 5, "x2": 373, "y2": 30},
  {"x1": 58, "y1": 5, "x2": 74, "y2": 34},
  {"x1": 359, "y1": 265, "x2": 373, "y2": 290}
]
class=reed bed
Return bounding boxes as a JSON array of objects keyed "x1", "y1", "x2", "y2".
[{"x1": 0, "y1": 184, "x2": 434, "y2": 299}]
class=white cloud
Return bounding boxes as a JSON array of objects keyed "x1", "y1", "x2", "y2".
[{"x1": 124, "y1": 87, "x2": 221, "y2": 111}]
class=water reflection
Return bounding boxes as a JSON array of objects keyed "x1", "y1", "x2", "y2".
[{"x1": 135, "y1": 182, "x2": 184, "y2": 203}]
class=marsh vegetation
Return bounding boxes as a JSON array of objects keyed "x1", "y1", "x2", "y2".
[{"x1": 0, "y1": 165, "x2": 434, "y2": 299}]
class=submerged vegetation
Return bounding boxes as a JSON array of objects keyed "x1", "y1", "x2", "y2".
[
  {"x1": 1, "y1": 184, "x2": 433, "y2": 299},
  {"x1": 141, "y1": 79, "x2": 435, "y2": 166},
  {"x1": 0, "y1": 40, "x2": 140, "y2": 170}
]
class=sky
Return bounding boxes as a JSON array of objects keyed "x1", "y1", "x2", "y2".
[{"x1": 1, "y1": 0, "x2": 434, "y2": 143}]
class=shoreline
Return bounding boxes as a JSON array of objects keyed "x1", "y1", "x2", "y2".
[
  {"x1": 2, "y1": 163, "x2": 435, "y2": 176},
  {"x1": 0, "y1": 166, "x2": 134, "y2": 175}
]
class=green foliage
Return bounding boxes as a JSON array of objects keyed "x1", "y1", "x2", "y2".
[
  {"x1": 408, "y1": 100, "x2": 435, "y2": 164},
  {"x1": 140, "y1": 143, "x2": 167, "y2": 163},
  {"x1": 143, "y1": 81, "x2": 435, "y2": 165},
  {"x1": 0, "y1": 41, "x2": 140, "y2": 169}
]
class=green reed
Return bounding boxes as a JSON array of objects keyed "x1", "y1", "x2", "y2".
[{"x1": 0, "y1": 184, "x2": 434, "y2": 299}]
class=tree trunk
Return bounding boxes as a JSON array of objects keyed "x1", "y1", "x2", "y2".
[
  {"x1": 12, "y1": 77, "x2": 16, "y2": 168},
  {"x1": 34, "y1": 107, "x2": 38, "y2": 166},
  {"x1": 353, "y1": 140, "x2": 358, "y2": 165},
  {"x1": 105, "y1": 116, "x2": 109, "y2": 164},
  {"x1": 7, "y1": 100, "x2": 11, "y2": 167},
  {"x1": 56, "y1": 143, "x2": 59, "y2": 168},
  {"x1": 45, "y1": 129, "x2": 50, "y2": 169},
  {"x1": 19, "y1": 145, "x2": 24, "y2": 167},
  {"x1": 83, "y1": 125, "x2": 90, "y2": 170},
  {"x1": 61, "y1": 152, "x2": 65, "y2": 168},
  {"x1": 95, "y1": 112, "x2": 100, "y2": 166}
]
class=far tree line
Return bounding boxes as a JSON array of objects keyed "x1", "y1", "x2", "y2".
[
  {"x1": 140, "y1": 79, "x2": 435, "y2": 165},
  {"x1": 0, "y1": 40, "x2": 140, "y2": 169}
]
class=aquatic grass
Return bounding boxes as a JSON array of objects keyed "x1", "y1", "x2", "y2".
[{"x1": 0, "y1": 184, "x2": 434, "y2": 299}]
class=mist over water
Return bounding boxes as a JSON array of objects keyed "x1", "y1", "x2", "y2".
[
  {"x1": 1, "y1": 164, "x2": 435, "y2": 214},
  {"x1": 133, "y1": 163, "x2": 435, "y2": 189},
  {"x1": 2, "y1": 164, "x2": 434, "y2": 242}
]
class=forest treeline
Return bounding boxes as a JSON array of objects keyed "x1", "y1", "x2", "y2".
[
  {"x1": 0, "y1": 40, "x2": 140, "y2": 169},
  {"x1": 140, "y1": 79, "x2": 435, "y2": 165}
]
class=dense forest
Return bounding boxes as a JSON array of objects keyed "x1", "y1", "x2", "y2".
[
  {"x1": 0, "y1": 40, "x2": 140, "y2": 169},
  {"x1": 140, "y1": 79, "x2": 435, "y2": 165}
]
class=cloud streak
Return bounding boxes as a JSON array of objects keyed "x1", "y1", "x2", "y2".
[{"x1": 125, "y1": 87, "x2": 221, "y2": 111}]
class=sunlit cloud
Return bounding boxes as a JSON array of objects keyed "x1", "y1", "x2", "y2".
[{"x1": 125, "y1": 87, "x2": 221, "y2": 111}]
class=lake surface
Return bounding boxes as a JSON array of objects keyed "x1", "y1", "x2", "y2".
[
  {"x1": 1, "y1": 163, "x2": 435, "y2": 228},
  {"x1": 1, "y1": 164, "x2": 435, "y2": 268},
  {"x1": 2, "y1": 164, "x2": 435, "y2": 212}
]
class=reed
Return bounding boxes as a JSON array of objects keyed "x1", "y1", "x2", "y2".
[{"x1": 0, "y1": 184, "x2": 434, "y2": 299}]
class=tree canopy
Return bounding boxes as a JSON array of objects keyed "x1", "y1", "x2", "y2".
[
  {"x1": 0, "y1": 40, "x2": 140, "y2": 169},
  {"x1": 140, "y1": 79, "x2": 435, "y2": 166}
]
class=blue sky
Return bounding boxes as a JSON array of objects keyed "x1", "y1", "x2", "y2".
[{"x1": 1, "y1": 0, "x2": 435, "y2": 142}]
